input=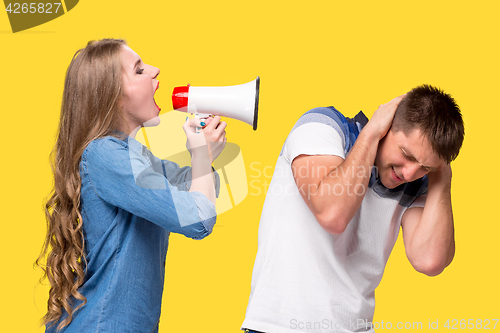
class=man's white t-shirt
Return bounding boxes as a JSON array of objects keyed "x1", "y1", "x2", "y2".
[{"x1": 242, "y1": 107, "x2": 427, "y2": 333}]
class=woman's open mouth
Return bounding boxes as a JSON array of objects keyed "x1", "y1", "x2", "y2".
[{"x1": 154, "y1": 82, "x2": 161, "y2": 111}]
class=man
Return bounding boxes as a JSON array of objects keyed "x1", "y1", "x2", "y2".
[{"x1": 241, "y1": 85, "x2": 464, "y2": 333}]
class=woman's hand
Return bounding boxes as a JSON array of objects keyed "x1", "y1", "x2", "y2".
[
  {"x1": 182, "y1": 116, "x2": 227, "y2": 163},
  {"x1": 202, "y1": 116, "x2": 227, "y2": 162}
]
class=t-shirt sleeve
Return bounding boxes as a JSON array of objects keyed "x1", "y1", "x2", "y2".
[
  {"x1": 282, "y1": 122, "x2": 346, "y2": 165},
  {"x1": 408, "y1": 194, "x2": 427, "y2": 209}
]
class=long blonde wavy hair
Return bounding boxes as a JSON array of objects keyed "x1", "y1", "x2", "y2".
[{"x1": 36, "y1": 38, "x2": 127, "y2": 331}]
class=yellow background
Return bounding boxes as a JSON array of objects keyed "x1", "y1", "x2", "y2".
[{"x1": 1, "y1": 0, "x2": 499, "y2": 331}]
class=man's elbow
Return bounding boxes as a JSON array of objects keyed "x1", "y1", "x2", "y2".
[
  {"x1": 315, "y1": 211, "x2": 350, "y2": 235},
  {"x1": 412, "y1": 256, "x2": 452, "y2": 277},
  {"x1": 415, "y1": 264, "x2": 444, "y2": 277}
]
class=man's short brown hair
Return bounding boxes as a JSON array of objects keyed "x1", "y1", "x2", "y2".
[{"x1": 392, "y1": 84, "x2": 464, "y2": 164}]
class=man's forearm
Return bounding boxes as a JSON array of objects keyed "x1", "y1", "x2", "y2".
[
  {"x1": 404, "y1": 167, "x2": 455, "y2": 275},
  {"x1": 310, "y1": 127, "x2": 380, "y2": 233}
]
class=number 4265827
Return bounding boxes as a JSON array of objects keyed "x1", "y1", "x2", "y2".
[{"x1": 5, "y1": 3, "x2": 62, "y2": 14}]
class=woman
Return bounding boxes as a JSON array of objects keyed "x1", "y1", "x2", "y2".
[{"x1": 37, "y1": 38, "x2": 226, "y2": 332}]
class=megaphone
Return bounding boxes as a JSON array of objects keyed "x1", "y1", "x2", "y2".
[{"x1": 172, "y1": 77, "x2": 260, "y2": 130}]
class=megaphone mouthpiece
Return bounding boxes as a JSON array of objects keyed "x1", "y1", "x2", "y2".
[{"x1": 172, "y1": 85, "x2": 190, "y2": 112}]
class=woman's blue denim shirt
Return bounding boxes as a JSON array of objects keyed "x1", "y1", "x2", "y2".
[{"x1": 46, "y1": 136, "x2": 219, "y2": 333}]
